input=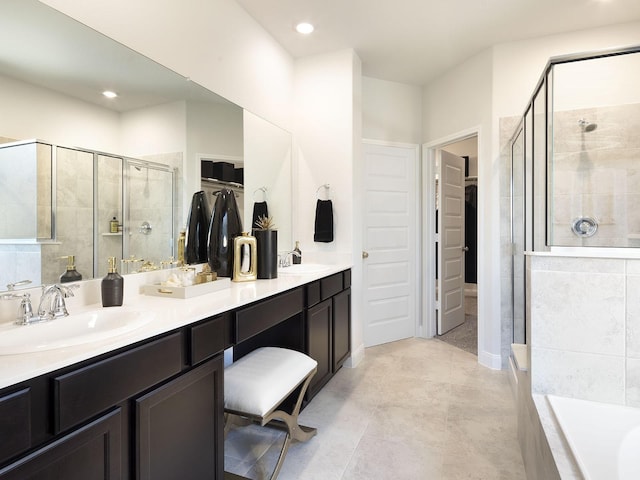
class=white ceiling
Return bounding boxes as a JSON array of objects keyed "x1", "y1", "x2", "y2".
[{"x1": 235, "y1": 0, "x2": 640, "y2": 85}]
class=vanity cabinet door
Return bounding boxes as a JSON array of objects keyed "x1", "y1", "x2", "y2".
[
  {"x1": 306, "y1": 299, "x2": 333, "y2": 399},
  {"x1": 0, "y1": 408, "x2": 121, "y2": 480},
  {"x1": 136, "y1": 355, "x2": 224, "y2": 480},
  {"x1": 332, "y1": 288, "x2": 351, "y2": 372},
  {"x1": 0, "y1": 388, "x2": 30, "y2": 465}
]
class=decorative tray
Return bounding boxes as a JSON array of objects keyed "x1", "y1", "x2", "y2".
[{"x1": 142, "y1": 277, "x2": 231, "y2": 299}]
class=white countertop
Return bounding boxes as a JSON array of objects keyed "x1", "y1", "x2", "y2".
[{"x1": 0, "y1": 263, "x2": 351, "y2": 390}]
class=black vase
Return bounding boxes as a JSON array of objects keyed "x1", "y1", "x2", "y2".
[
  {"x1": 255, "y1": 229, "x2": 278, "y2": 279},
  {"x1": 185, "y1": 191, "x2": 211, "y2": 264},
  {"x1": 208, "y1": 188, "x2": 243, "y2": 277}
]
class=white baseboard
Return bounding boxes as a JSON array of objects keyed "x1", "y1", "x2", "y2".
[
  {"x1": 478, "y1": 349, "x2": 503, "y2": 370},
  {"x1": 345, "y1": 343, "x2": 365, "y2": 368}
]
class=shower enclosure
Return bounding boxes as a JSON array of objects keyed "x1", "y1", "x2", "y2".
[
  {"x1": 0, "y1": 140, "x2": 176, "y2": 285},
  {"x1": 509, "y1": 45, "x2": 640, "y2": 345}
]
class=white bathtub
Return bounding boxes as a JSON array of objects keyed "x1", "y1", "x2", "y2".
[{"x1": 547, "y1": 395, "x2": 640, "y2": 480}]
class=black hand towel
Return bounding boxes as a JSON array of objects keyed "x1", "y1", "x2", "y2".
[
  {"x1": 314, "y1": 199, "x2": 334, "y2": 243},
  {"x1": 252, "y1": 201, "x2": 269, "y2": 229}
]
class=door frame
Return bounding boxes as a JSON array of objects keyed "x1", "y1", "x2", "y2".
[
  {"x1": 421, "y1": 127, "x2": 480, "y2": 341},
  {"x1": 361, "y1": 139, "x2": 422, "y2": 344}
]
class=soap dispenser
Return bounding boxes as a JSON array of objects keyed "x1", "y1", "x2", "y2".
[
  {"x1": 110, "y1": 216, "x2": 119, "y2": 233},
  {"x1": 101, "y1": 257, "x2": 124, "y2": 307},
  {"x1": 60, "y1": 255, "x2": 82, "y2": 283}
]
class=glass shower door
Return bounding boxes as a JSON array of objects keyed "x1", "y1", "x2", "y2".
[
  {"x1": 512, "y1": 125, "x2": 526, "y2": 344},
  {"x1": 124, "y1": 161, "x2": 175, "y2": 270}
]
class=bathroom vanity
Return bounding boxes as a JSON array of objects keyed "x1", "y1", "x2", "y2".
[{"x1": 0, "y1": 267, "x2": 351, "y2": 479}]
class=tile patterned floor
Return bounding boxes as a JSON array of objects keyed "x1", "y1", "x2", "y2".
[
  {"x1": 439, "y1": 295, "x2": 478, "y2": 356},
  {"x1": 224, "y1": 338, "x2": 526, "y2": 480}
]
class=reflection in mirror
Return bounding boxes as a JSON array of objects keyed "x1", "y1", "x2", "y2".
[
  {"x1": 0, "y1": 0, "x2": 248, "y2": 290},
  {"x1": 243, "y1": 111, "x2": 293, "y2": 252},
  {"x1": 0, "y1": 140, "x2": 52, "y2": 239}
]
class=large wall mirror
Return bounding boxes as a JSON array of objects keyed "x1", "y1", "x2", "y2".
[{"x1": 0, "y1": 0, "x2": 292, "y2": 291}]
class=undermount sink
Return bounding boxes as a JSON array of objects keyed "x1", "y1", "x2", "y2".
[
  {"x1": 0, "y1": 306, "x2": 154, "y2": 355},
  {"x1": 278, "y1": 263, "x2": 332, "y2": 275}
]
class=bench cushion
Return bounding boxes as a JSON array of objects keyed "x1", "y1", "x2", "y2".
[{"x1": 225, "y1": 347, "x2": 317, "y2": 417}]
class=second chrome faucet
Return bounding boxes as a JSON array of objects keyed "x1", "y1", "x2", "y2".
[{"x1": 12, "y1": 284, "x2": 79, "y2": 325}]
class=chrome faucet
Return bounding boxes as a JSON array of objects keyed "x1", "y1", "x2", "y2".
[
  {"x1": 37, "y1": 284, "x2": 78, "y2": 321},
  {"x1": 278, "y1": 250, "x2": 301, "y2": 268},
  {"x1": 2, "y1": 284, "x2": 79, "y2": 326}
]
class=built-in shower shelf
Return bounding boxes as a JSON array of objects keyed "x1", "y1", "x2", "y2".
[{"x1": 101, "y1": 232, "x2": 131, "y2": 237}]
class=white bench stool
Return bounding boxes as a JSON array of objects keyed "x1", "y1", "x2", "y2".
[{"x1": 224, "y1": 347, "x2": 318, "y2": 480}]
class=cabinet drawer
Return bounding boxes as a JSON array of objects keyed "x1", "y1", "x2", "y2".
[
  {"x1": 54, "y1": 333, "x2": 183, "y2": 433},
  {"x1": 320, "y1": 273, "x2": 343, "y2": 301},
  {"x1": 189, "y1": 315, "x2": 225, "y2": 365},
  {"x1": 0, "y1": 388, "x2": 30, "y2": 464},
  {"x1": 235, "y1": 288, "x2": 304, "y2": 343}
]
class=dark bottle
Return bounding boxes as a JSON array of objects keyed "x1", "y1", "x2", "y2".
[
  {"x1": 60, "y1": 255, "x2": 82, "y2": 283},
  {"x1": 101, "y1": 257, "x2": 124, "y2": 307},
  {"x1": 208, "y1": 188, "x2": 243, "y2": 277},
  {"x1": 293, "y1": 241, "x2": 302, "y2": 264},
  {"x1": 185, "y1": 191, "x2": 211, "y2": 264}
]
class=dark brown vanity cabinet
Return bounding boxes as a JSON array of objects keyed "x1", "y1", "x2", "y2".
[
  {"x1": 0, "y1": 314, "x2": 226, "y2": 480},
  {"x1": 0, "y1": 269, "x2": 351, "y2": 479},
  {"x1": 305, "y1": 270, "x2": 351, "y2": 400}
]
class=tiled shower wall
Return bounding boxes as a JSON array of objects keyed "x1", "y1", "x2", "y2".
[
  {"x1": 529, "y1": 254, "x2": 640, "y2": 407},
  {"x1": 551, "y1": 103, "x2": 640, "y2": 247}
]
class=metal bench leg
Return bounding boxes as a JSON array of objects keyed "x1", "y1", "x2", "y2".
[{"x1": 262, "y1": 369, "x2": 317, "y2": 480}]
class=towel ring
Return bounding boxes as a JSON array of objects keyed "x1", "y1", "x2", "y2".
[
  {"x1": 316, "y1": 184, "x2": 331, "y2": 200},
  {"x1": 253, "y1": 187, "x2": 267, "y2": 201}
]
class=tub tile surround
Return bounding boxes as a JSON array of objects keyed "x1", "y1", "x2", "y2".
[
  {"x1": 517, "y1": 254, "x2": 640, "y2": 478},
  {"x1": 529, "y1": 255, "x2": 640, "y2": 406}
]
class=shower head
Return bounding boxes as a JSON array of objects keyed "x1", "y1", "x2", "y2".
[{"x1": 578, "y1": 118, "x2": 597, "y2": 132}]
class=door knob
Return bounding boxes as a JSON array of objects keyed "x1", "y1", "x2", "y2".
[
  {"x1": 462, "y1": 246, "x2": 469, "y2": 252},
  {"x1": 362, "y1": 251, "x2": 369, "y2": 259}
]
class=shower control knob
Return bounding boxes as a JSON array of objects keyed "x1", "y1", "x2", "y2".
[{"x1": 571, "y1": 217, "x2": 597, "y2": 238}]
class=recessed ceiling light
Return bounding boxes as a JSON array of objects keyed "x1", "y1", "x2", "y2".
[
  {"x1": 295, "y1": 22, "x2": 314, "y2": 35},
  {"x1": 102, "y1": 90, "x2": 118, "y2": 99}
]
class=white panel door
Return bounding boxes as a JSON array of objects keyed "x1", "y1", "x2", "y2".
[
  {"x1": 363, "y1": 142, "x2": 418, "y2": 347},
  {"x1": 438, "y1": 150, "x2": 465, "y2": 335}
]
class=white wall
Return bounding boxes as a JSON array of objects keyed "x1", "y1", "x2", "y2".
[
  {"x1": 293, "y1": 49, "x2": 358, "y2": 256},
  {"x1": 40, "y1": 0, "x2": 295, "y2": 132},
  {"x1": 362, "y1": 77, "x2": 422, "y2": 144},
  {"x1": 293, "y1": 49, "x2": 364, "y2": 362},
  {"x1": 422, "y1": 48, "x2": 499, "y2": 367}
]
